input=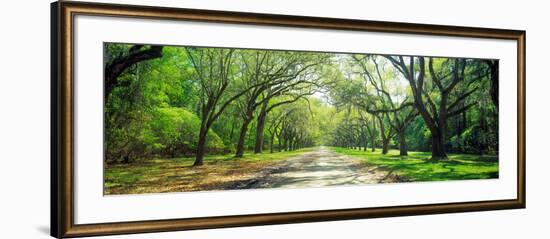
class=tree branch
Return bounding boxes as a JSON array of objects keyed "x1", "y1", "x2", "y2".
[
  {"x1": 105, "y1": 45, "x2": 164, "y2": 99},
  {"x1": 448, "y1": 102, "x2": 476, "y2": 117},
  {"x1": 447, "y1": 86, "x2": 478, "y2": 112}
]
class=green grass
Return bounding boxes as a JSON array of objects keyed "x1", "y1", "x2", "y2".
[{"x1": 331, "y1": 147, "x2": 498, "y2": 182}]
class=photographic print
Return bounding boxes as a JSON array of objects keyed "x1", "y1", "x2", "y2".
[
  {"x1": 103, "y1": 43, "x2": 499, "y2": 195},
  {"x1": 52, "y1": 2, "x2": 524, "y2": 237}
]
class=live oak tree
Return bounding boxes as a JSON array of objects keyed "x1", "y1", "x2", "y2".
[
  {"x1": 276, "y1": 102, "x2": 317, "y2": 151},
  {"x1": 266, "y1": 108, "x2": 295, "y2": 153},
  {"x1": 234, "y1": 51, "x2": 322, "y2": 157},
  {"x1": 185, "y1": 47, "x2": 265, "y2": 166},
  {"x1": 252, "y1": 53, "x2": 328, "y2": 154},
  {"x1": 253, "y1": 83, "x2": 321, "y2": 153},
  {"x1": 384, "y1": 56, "x2": 483, "y2": 159},
  {"x1": 352, "y1": 55, "x2": 417, "y2": 155},
  {"x1": 358, "y1": 111, "x2": 378, "y2": 152},
  {"x1": 484, "y1": 59, "x2": 499, "y2": 108},
  {"x1": 104, "y1": 45, "x2": 164, "y2": 101},
  {"x1": 233, "y1": 51, "x2": 271, "y2": 158}
]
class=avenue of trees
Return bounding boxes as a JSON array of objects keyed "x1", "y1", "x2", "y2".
[
  {"x1": 327, "y1": 55, "x2": 498, "y2": 159},
  {"x1": 104, "y1": 43, "x2": 498, "y2": 165}
]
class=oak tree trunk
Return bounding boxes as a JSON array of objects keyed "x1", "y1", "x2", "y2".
[
  {"x1": 382, "y1": 139, "x2": 389, "y2": 155},
  {"x1": 235, "y1": 118, "x2": 252, "y2": 158},
  {"x1": 370, "y1": 135, "x2": 376, "y2": 152},
  {"x1": 270, "y1": 133, "x2": 275, "y2": 153},
  {"x1": 430, "y1": 130, "x2": 447, "y2": 160},
  {"x1": 254, "y1": 103, "x2": 268, "y2": 153},
  {"x1": 398, "y1": 131, "x2": 408, "y2": 156},
  {"x1": 485, "y1": 60, "x2": 499, "y2": 108},
  {"x1": 194, "y1": 124, "x2": 208, "y2": 166}
]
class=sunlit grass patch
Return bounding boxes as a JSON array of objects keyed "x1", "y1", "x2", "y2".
[{"x1": 330, "y1": 147, "x2": 498, "y2": 182}]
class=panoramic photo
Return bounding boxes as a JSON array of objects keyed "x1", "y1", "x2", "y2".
[{"x1": 103, "y1": 43, "x2": 499, "y2": 195}]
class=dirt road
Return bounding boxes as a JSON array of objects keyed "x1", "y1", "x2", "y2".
[{"x1": 229, "y1": 147, "x2": 399, "y2": 189}]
